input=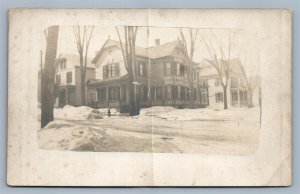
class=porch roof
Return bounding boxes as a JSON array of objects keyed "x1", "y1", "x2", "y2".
[{"x1": 87, "y1": 75, "x2": 129, "y2": 87}]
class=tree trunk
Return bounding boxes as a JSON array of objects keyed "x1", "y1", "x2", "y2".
[
  {"x1": 189, "y1": 83, "x2": 195, "y2": 109},
  {"x1": 248, "y1": 87, "x2": 253, "y2": 108},
  {"x1": 41, "y1": 26, "x2": 59, "y2": 128},
  {"x1": 81, "y1": 73, "x2": 86, "y2": 106},
  {"x1": 223, "y1": 85, "x2": 228, "y2": 109}
]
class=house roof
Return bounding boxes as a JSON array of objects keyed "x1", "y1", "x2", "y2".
[
  {"x1": 92, "y1": 38, "x2": 181, "y2": 64},
  {"x1": 58, "y1": 53, "x2": 94, "y2": 68},
  {"x1": 199, "y1": 58, "x2": 244, "y2": 77}
]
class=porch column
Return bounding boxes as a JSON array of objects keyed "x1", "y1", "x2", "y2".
[
  {"x1": 237, "y1": 90, "x2": 240, "y2": 107},
  {"x1": 106, "y1": 86, "x2": 109, "y2": 107},
  {"x1": 119, "y1": 84, "x2": 122, "y2": 106},
  {"x1": 66, "y1": 87, "x2": 68, "y2": 105}
]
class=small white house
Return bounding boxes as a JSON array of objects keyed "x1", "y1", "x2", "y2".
[
  {"x1": 54, "y1": 54, "x2": 95, "y2": 107},
  {"x1": 199, "y1": 58, "x2": 252, "y2": 108}
]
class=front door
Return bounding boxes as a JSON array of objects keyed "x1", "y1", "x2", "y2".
[{"x1": 59, "y1": 89, "x2": 66, "y2": 108}]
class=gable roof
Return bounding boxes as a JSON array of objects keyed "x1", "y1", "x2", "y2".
[
  {"x1": 199, "y1": 58, "x2": 244, "y2": 77},
  {"x1": 92, "y1": 39, "x2": 182, "y2": 64},
  {"x1": 58, "y1": 53, "x2": 94, "y2": 68}
]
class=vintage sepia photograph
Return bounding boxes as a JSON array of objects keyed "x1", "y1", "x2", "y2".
[
  {"x1": 7, "y1": 9, "x2": 291, "y2": 186},
  {"x1": 38, "y1": 25, "x2": 261, "y2": 155}
]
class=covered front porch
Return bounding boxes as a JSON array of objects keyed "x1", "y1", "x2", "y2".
[
  {"x1": 57, "y1": 85, "x2": 76, "y2": 108},
  {"x1": 230, "y1": 88, "x2": 248, "y2": 107}
]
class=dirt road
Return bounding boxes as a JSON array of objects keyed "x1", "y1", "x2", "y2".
[{"x1": 38, "y1": 112, "x2": 260, "y2": 155}]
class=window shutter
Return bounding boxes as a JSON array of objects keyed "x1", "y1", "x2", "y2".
[
  {"x1": 163, "y1": 63, "x2": 166, "y2": 76},
  {"x1": 115, "y1": 63, "x2": 120, "y2": 76}
]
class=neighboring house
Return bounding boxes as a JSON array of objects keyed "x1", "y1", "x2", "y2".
[
  {"x1": 86, "y1": 38, "x2": 209, "y2": 111},
  {"x1": 55, "y1": 54, "x2": 95, "y2": 107},
  {"x1": 199, "y1": 58, "x2": 250, "y2": 108}
]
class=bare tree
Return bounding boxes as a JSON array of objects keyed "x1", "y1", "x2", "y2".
[
  {"x1": 179, "y1": 28, "x2": 199, "y2": 109},
  {"x1": 73, "y1": 25, "x2": 95, "y2": 105},
  {"x1": 41, "y1": 26, "x2": 59, "y2": 128},
  {"x1": 239, "y1": 56, "x2": 260, "y2": 108},
  {"x1": 202, "y1": 31, "x2": 233, "y2": 109},
  {"x1": 116, "y1": 26, "x2": 139, "y2": 116}
]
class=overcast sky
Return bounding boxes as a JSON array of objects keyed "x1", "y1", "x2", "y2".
[{"x1": 50, "y1": 25, "x2": 260, "y2": 75}]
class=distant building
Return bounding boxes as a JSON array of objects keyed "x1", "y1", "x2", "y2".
[
  {"x1": 199, "y1": 58, "x2": 250, "y2": 108},
  {"x1": 54, "y1": 54, "x2": 95, "y2": 107},
  {"x1": 86, "y1": 38, "x2": 209, "y2": 111}
]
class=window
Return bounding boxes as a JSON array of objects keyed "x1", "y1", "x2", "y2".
[
  {"x1": 215, "y1": 78, "x2": 221, "y2": 87},
  {"x1": 60, "y1": 60, "x2": 67, "y2": 69},
  {"x1": 103, "y1": 63, "x2": 120, "y2": 79},
  {"x1": 231, "y1": 77, "x2": 238, "y2": 88},
  {"x1": 181, "y1": 86, "x2": 186, "y2": 100},
  {"x1": 156, "y1": 87, "x2": 162, "y2": 99},
  {"x1": 243, "y1": 91, "x2": 248, "y2": 100},
  {"x1": 66, "y1": 72, "x2": 72, "y2": 83},
  {"x1": 139, "y1": 86, "x2": 148, "y2": 101},
  {"x1": 180, "y1": 64, "x2": 185, "y2": 76},
  {"x1": 121, "y1": 86, "x2": 126, "y2": 101},
  {"x1": 200, "y1": 79, "x2": 208, "y2": 86},
  {"x1": 186, "y1": 87, "x2": 190, "y2": 100},
  {"x1": 177, "y1": 86, "x2": 182, "y2": 99},
  {"x1": 231, "y1": 91, "x2": 238, "y2": 102},
  {"x1": 110, "y1": 63, "x2": 120, "y2": 77},
  {"x1": 172, "y1": 85, "x2": 178, "y2": 100},
  {"x1": 109, "y1": 86, "x2": 120, "y2": 101},
  {"x1": 97, "y1": 88, "x2": 106, "y2": 101},
  {"x1": 216, "y1": 92, "x2": 223, "y2": 102},
  {"x1": 164, "y1": 62, "x2": 172, "y2": 76},
  {"x1": 56, "y1": 75, "x2": 61, "y2": 85},
  {"x1": 151, "y1": 87, "x2": 163, "y2": 100},
  {"x1": 165, "y1": 85, "x2": 172, "y2": 100},
  {"x1": 200, "y1": 88, "x2": 209, "y2": 105}
]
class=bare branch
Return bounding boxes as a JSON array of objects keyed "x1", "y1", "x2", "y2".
[{"x1": 115, "y1": 26, "x2": 128, "y2": 71}]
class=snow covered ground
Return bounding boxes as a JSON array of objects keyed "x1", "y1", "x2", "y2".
[{"x1": 38, "y1": 106, "x2": 261, "y2": 155}]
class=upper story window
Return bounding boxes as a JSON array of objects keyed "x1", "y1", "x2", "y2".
[
  {"x1": 138, "y1": 62, "x2": 147, "y2": 77},
  {"x1": 164, "y1": 62, "x2": 172, "y2": 76},
  {"x1": 231, "y1": 77, "x2": 238, "y2": 88},
  {"x1": 200, "y1": 78, "x2": 208, "y2": 86},
  {"x1": 66, "y1": 72, "x2": 72, "y2": 83},
  {"x1": 179, "y1": 64, "x2": 186, "y2": 76},
  {"x1": 103, "y1": 63, "x2": 120, "y2": 79},
  {"x1": 215, "y1": 78, "x2": 221, "y2": 87},
  {"x1": 59, "y1": 59, "x2": 67, "y2": 69}
]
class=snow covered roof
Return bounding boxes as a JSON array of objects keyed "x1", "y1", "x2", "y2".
[{"x1": 92, "y1": 39, "x2": 182, "y2": 64}]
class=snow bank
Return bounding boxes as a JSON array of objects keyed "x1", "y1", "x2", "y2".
[
  {"x1": 54, "y1": 105, "x2": 119, "y2": 120},
  {"x1": 139, "y1": 106, "x2": 259, "y2": 121}
]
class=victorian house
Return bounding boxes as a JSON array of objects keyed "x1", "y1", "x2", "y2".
[{"x1": 86, "y1": 38, "x2": 209, "y2": 112}]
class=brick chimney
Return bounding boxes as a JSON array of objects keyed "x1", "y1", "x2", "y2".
[{"x1": 155, "y1": 39, "x2": 160, "y2": 46}]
